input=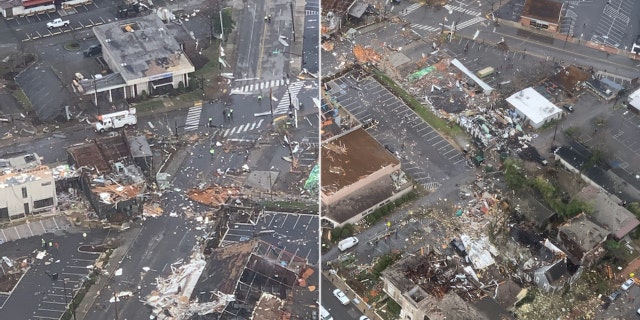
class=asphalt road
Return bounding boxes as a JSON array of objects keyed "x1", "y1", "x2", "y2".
[
  {"x1": 321, "y1": 273, "x2": 363, "y2": 320},
  {"x1": 302, "y1": 0, "x2": 319, "y2": 74},
  {"x1": 85, "y1": 202, "x2": 201, "y2": 320}
]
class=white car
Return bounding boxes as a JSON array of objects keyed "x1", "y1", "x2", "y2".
[
  {"x1": 621, "y1": 278, "x2": 635, "y2": 291},
  {"x1": 359, "y1": 316, "x2": 371, "y2": 320},
  {"x1": 337, "y1": 237, "x2": 359, "y2": 251},
  {"x1": 333, "y1": 288, "x2": 350, "y2": 305}
]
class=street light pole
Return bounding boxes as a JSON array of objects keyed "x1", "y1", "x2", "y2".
[{"x1": 290, "y1": 2, "x2": 296, "y2": 42}]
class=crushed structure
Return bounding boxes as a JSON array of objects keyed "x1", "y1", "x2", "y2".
[
  {"x1": 187, "y1": 185, "x2": 241, "y2": 207},
  {"x1": 381, "y1": 252, "x2": 513, "y2": 320},
  {"x1": 66, "y1": 131, "x2": 149, "y2": 220},
  {"x1": 145, "y1": 250, "x2": 236, "y2": 319}
]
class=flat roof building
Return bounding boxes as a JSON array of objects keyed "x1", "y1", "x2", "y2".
[
  {"x1": 321, "y1": 127, "x2": 412, "y2": 226},
  {"x1": 506, "y1": 87, "x2": 562, "y2": 129},
  {"x1": 79, "y1": 14, "x2": 195, "y2": 101},
  {"x1": 519, "y1": 0, "x2": 564, "y2": 33}
]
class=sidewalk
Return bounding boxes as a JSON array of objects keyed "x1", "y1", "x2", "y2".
[
  {"x1": 73, "y1": 225, "x2": 143, "y2": 320},
  {"x1": 323, "y1": 270, "x2": 383, "y2": 320}
]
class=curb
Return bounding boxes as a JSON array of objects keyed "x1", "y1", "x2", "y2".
[{"x1": 323, "y1": 270, "x2": 383, "y2": 320}]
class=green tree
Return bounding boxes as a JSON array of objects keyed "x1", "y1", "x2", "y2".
[{"x1": 503, "y1": 158, "x2": 526, "y2": 190}]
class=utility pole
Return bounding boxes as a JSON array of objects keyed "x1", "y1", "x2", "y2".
[
  {"x1": 289, "y1": 2, "x2": 295, "y2": 42},
  {"x1": 563, "y1": 17, "x2": 571, "y2": 49},
  {"x1": 114, "y1": 290, "x2": 119, "y2": 320},
  {"x1": 174, "y1": 120, "x2": 179, "y2": 138},
  {"x1": 219, "y1": 10, "x2": 224, "y2": 40},
  {"x1": 269, "y1": 87, "x2": 274, "y2": 121}
]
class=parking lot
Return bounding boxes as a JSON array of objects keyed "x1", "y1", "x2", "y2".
[
  {"x1": 589, "y1": 0, "x2": 635, "y2": 49},
  {"x1": 0, "y1": 215, "x2": 70, "y2": 243},
  {"x1": 326, "y1": 73, "x2": 469, "y2": 189},
  {"x1": 0, "y1": 230, "x2": 107, "y2": 320},
  {"x1": 220, "y1": 212, "x2": 319, "y2": 264}
]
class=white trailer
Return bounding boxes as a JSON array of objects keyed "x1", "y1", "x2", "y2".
[{"x1": 93, "y1": 108, "x2": 137, "y2": 132}]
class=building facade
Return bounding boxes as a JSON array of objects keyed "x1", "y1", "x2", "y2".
[{"x1": 0, "y1": 155, "x2": 57, "y2": 220}]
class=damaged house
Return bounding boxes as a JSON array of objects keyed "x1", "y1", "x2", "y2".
[
  {"x1": 556, "y1": 213, "x2": 609, "y2": 268},
  {"x1": 381, "y1": 252, "x2": 513, "y2": 320},
  {"x1": 66, "y1": 131, "x2": 151, "y2": 220},
  {"x1": 0, "y1": 153, "x2": 57, "y2": 221}
]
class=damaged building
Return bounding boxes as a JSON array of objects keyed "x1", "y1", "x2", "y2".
[
  {"x1": 519, "y1": 0, "x2": 564, "y2": 33},
  {"x1": 0, "y1": 153, "x2": 57, "y2": 221},
  {"x1": 321, "y1": 127, "x2": 413, "y2": 226},
  {"x1": 381, "y1": 252, "x2": 513, "y2": 320},
  {"x1": 186, "y1": 240, "x2": 315, "y2": 320},
  {"x1": 66, "y1": 131, "x2": 151, "y2": 220}
]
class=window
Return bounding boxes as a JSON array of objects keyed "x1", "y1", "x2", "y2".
[
  {"x1": 22, "y1": 187, "x2": 27, "y2": 198},
  {"x1": 41, "y1": 181, "x2": 52, "y2": 186},
  {"x1": 0, "y1": 207, "x2": 8, "y2": 220},
  {"x1": 33, "y1": 197, "x2": 54, "y2": 209}
]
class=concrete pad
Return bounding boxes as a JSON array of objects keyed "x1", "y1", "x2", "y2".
[
  {"x1": 246, "y1": 171, "x2": 279, "y2": 191},
  {"x1": 389, "y1": 52, "x2": 411, "y2": 68}
]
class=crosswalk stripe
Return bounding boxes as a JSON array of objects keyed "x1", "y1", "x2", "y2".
[
  {"x1": 257, "y1": 119, "x2": 264, "y2": 127},
  {"x1": 273, "y1": 81, "x2": 305, "y2": 115},
  {"x1": 238, "y1": 124, "x2": 245, "y2": 132},
  {"x1": 230, "y1": 127, "x2": 237, "y2": 135},
  {"x1": 223, "y1": 129, "x2": 230, "y2": 137},
  {"x1": 243, "y1": 125, "x2": 249, "y2": 132},
  {"x1": 250, "y1": 122, "x2": 256, "y2": 130},
  {"x1": 444, "y1": 4, "x2": 481, "y2": 17},
  {"x1": 184, "y1": 105, "x2": 202, "y2": 131},
  {"x1": 400, "y1": 3, "x2": 422, "y2": 16}
]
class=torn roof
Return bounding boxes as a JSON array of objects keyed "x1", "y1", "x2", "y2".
[
  {"x1": 322, "y1": 0, "x2": 353, "y2": 14},
  {"x1": 521, "y1": 0, "x2": 563, "y2": 23},
  {"x1": 67, "y1": 132, "x2": 132, "y2": 173},
  {"x1": 0, "y1": 165, "x2": 51, "y2": 188},
  {"x1": 558, "y1": 213, "x2": 609, "y2": 252},
  {"x1": 128, "y1": 135, "x2": 152, "y2": 158},
  {"x1": 251, "y1": 292, "x2": 287, "y2": 320},
  {"x1": 575, "y1": 185, "x2": 640, "y2": 239},
  {"x1": 549, "y1": 66, "x2": 590, "y2": 93},
  {"x1": 193, "y1": 241, "x2": 256, "y2": 296},
  {"x1": 348, "y1": 0, "x2": 368, "y2": 18}
]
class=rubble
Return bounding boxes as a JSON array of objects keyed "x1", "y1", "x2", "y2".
[
  {"x1": 145, "y1": 250, "x2": 235, "y2": 319},
  {"x1": 186, "y1": 185, "x2": 241, "y2": 207},
  {"x1": 353, "y1": 45, "x2": 381, "y2": 64}
]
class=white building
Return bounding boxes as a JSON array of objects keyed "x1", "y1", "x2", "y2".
[
  {"x1": 506, "y1": 87, "x2": 563, "y2": 129},
  {"x1": 627, "y1": 88, "x2": 640, "y2": 113},
  {"x1": 0, "y1": 154, "x2": 57, "y2": 220},
  {"x1": 79, "y1": 15, "x2": 195, "y2": 102}
]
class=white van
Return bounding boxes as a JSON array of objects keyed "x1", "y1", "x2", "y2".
[
  {"x1": 320, "y1": 305, "x2": 333, "y2": 320},
  {"x1": 338, "y1": 237, "x2": 359, "y2": 251}
]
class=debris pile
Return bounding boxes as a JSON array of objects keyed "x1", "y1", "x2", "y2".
[
  {"x1": 186, "y1": 185, "x2": 241, "y2": 207},
  {"x1": 353, "y1": 45, "x2": 381, "y2": 64},
  {"x1": 145, "y1": 252, "x2": 235, "y2": 319}
]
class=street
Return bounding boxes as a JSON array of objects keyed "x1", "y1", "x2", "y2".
[{"x1": 321, "y1": 273, "x2": 363, "y2": 320}]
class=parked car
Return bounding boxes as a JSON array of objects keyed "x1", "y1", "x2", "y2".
[
  {"x1": 338, "y1": 237, "x2": 359, "y2": 252},
  {"x1": 621, "y1": 278, "x2": 635, "y2": 291},
  {"x1": 359, "y1": 316, "x2": 371, "y2": 320},
  {"x1": 333, "y1": 289, "x2": 350, "y2": 305},
  {"x1": 450, "y1": 238, "x2": 467, "y2": 257},
  {"x1": 609, "y1": 289, "x2": 622, "y2": 301},
  {"x1": 47, "y1": 18, "x2": 69, "y2": 29},
  {"x1": 84, "y1": 44, "x2": 102, "y2": 57},
  {"x1": 563, "y1": 105, "x2": 574, "y2": 113}
]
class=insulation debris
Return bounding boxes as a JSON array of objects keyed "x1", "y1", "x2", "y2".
[
  {"x1": 145, "y1": 252, "x2": 235, "y2": 319},
  {"x1": 186, "y1": 185, "x2": 241, "y2": 207},
  {"x1": 143, "y1": 203, "x2": 164, "y2": 217},
  {"x1": 353, "y1": 45, "x2": 381, "y2": 64}
]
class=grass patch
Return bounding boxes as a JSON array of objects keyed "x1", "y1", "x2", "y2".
[
  {"x1": 213, "y1": 7, "x2": 235, "y2": 40},
  {"x1": 364, "y1": 190, "x2": 418, "y2": 225},
  {"x1": 371, "y1": 69, "x2": 463, "y2": 137},
  {"x1": 172, "y1": 90, "x2": 205, "y2": 104},
  {"x1": 12, "y1": 88, "x2": 31, "y2": 111},
  {"x1": 193, "y1": 43, "x2": 222, "y2": 77},
  {"x1": 258, "y1": 200, "x2": 317, "y2": 213},
  {"x1": 131, "y1": 98, "x2": 165, "y2": 113},
  {"x1": 385, "y1": 299, "x2": 401, "y2": 320}
]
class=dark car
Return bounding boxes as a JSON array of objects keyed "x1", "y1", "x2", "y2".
[
  {"x1": 450, "y1": 239, "x2": 467, "y2": 257},
  {"x1": 563, "y1": 105, "x2": 574, "y2": 113},
  {"x1": 384, "y1": 144, "x2": 395, "y2": 154},
  {"x1": 84, "y1": 45, "x2": 102, "y2": 57},
  {"x1": 609, "y1": 289, "x2": 622, "y2": 302}
]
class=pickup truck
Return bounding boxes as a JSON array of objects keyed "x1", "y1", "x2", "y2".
[{"x1": 47, "y1": 18, "x2": 69, "y2": 29}]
